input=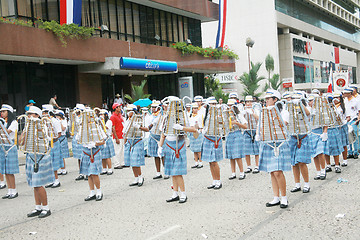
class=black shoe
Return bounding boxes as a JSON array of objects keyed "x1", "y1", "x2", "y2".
[
  {"x1": 38, "y1": 210, "x2": 51, "y2": 218},
  {"x1": 290, "y1": 187, "x2": 301, "y2": 193},
  {"x1": 51, "y1": 182, "x2": 61, "y2": 188},
  {"x1": 166, "y1": 196, "x2": 179, "y2": 202},
  {"x1": 245, "y1": 168, "x2": 252, "y2": 173},
  {"x1": 239, "y1": 175, "x2": 246, "y2": 180},
  {"x1": 0, "y1": 184, "x2": 6, "y2": 189},
  {"x1": 252, "y1": 168, "x2": 259, "y2": 174},
  {"x1": 2, "y1": 194, "x2": 10, "y2": 199},
  {"x1": 96, "y1": 194, "x2": 103, "y2": 201},
  {"x1": 331, "y1": 163, "x2": 335, "y2": 167},
  {"x1": 8, "y1": 192, "x2": 18, "y2": 199},
  {"x1": 179, "y1": 196, "x2": 187, "y2": 203},
  {"x1": 114, "y1": 166, "x2": 123, "y2": 169},
  {"x1": 107, "y1": 170, "x2": 113, "y2": 175},
  {"x1": 153, "y1": 175, "x2": 163, "y2": 180},
  {"x1": 27, "y1": 210, "x2": 42, "y2": 217},
  {"x1": 214, "y1": 183, "x2": 222, "y2": 190},
  {"x1": 314, "y1": 175, "x2": 321, "y2": 180},
  {"x1": 62, "y1": 171, "x2": 67, "y2": 175},
  {"x1": 280, "y1": 203, "x2": 288, "y2": 209},
  {"x1": 75, "y1": 175, "x2": 84, "y2": 181},
  {"x1": 325, "y1": 167, "x2": 332, "y2": 172},
  {"x1": 341, "y1": 162, "x2": 348, "y2": 167},
  {"x1": 228, "y1": 175, "x2": 236, "y2": 180},
  {"x1": 138, "y1": 178, "x2": 144, "y2": 187},
  {"x1": 191, "y1": 164, "x2": 199, "y2": 169},
  {"x1": 347, "y1": 154, "x2": 354, "y2": 159},
  {"x1": 266, "y1": 201, "x2": 280, "y2": 207},
  {"x1": 303, "y1": 187, "x2": 310, "y2": 193},
  {"x1": 84, "y1": 175, "x2": 88, "y2": 181},
  {"x1": 100, "y1": 171, "x2": 107, "y2": 175},
  {"x1": 335, "y1": 167, "x2": 341, "y2": 173},
  {"x1": 45, "y1": 183, "x2": 54, "y2": 188},
  {"x1": 57, "y1": 171, "x2": 63, "y2": 175},
  {"x1": 129, "y1": 182, "x2": 138, "y2": 187},
  {"x1": 121, "y1": 165, "x2": 130, "y2": 168},
  {"x1": 164, "y1": 175, "x2": 170, "y2": 180},
  {"x1": 207, "y1": 185, "x2": 215, "y2": 189},
  {"x1": 354, "y1": 154, "x2": 358, "y2": 159},
  {"x1": 197, "y1": 165, "x2": 203, "y2": 168},
  {"x1": 320, "y1": 174, "x2": 326, "y2": 180},
  {"x1": 84, "y1": 195, "x2": 96, "y2": 201}
]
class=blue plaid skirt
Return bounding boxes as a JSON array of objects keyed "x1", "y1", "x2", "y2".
[
  {"x1": 243, "y1": 130, "x2": 260, "y2": 155},
  {"x1": 339, "y1": 124, "x2": 349, "y2": 147},
  {"x1": 72, "y1": 137, "x2": 82, "y2": 159},
  {"x1": 225, "y1": 130, "x2": 244, "y2": 159},
  {"x1": 310, "y1": 127, "x2": 326, "y2": 158},
  {"x1": 50, "y1": 140, "x2": 63, "y2": 171},
  {"x1": 100, "y1": 138, "x2": 116, "y2": 159},
  {"x1": 201, "y1": 136, "x2": 223, "y2": 162},
  {"x1": 289, "y1": 134, "x2": 312, "y2": 165},
  {"x1": 80, "y1": 146, "x2": 102, "y2": 175},
  {"x1": 148, "y1": 134, "x2": 162, "y2": 157},
  {"x1": 324, "y1": 127, "x2": 344, "y2": 156},
  {"x1": 59, "y1": 135, "x2": 70, "y2": 159},
  {"x1": 0, "y1": 145, "x2": 19, "y2": 174},
  {"x1": 26, "y1": 153, "x2": 54, "y2": 187},
  {"x1": 164, "y1": 139, "x2": 187, "y2": 176},
  {"x1": 259, "y1": 141, "x2": 291, "y2": 172},
  {"x1": 189, "y1": 132, "x2": 204, "y2": 153},
  {"x1": 124, "y1": 139, "x2": 145, "y2": 167}
]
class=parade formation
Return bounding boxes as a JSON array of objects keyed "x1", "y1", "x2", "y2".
[{"x1": 0, "y1": 87, "x2": 358, "y2": 219}]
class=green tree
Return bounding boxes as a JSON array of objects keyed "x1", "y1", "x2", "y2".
[
  {"x1": 213, "y1": 87, "x2": 229, "y2": 103},
  {"x1": 124, "y1": 80, "x2": 151, "y2": 103},
  {"x1": 263, "y1": 74, "x2": 283, "y2": 91},
  {"x1": 238, "y1": 62, "x2": 265, "y2": 97},
  {"x1": 265, "y1": 54, "x2": 274, "y2": 82},
  {"x1": 204, "y1": 74, "x2": 223, "y2": 97}
]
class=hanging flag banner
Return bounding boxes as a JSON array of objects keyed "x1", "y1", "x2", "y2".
[
  {"x1": 215, "y1": 0, "x2": 227, "y2": 49},
  {"x1": 60, "y1": 0, "x2": 82, "y2": 25},
  {"x1": 313, "y1": 60, "x2": 321, "y2": 83},
  {"x1": 333, "y1": 70, "x2": 349, "y2": 93}
]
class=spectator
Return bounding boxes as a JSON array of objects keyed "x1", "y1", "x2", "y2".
[
  {"x1": 49, "y1": 95, "x2": 60, "y2": 109},
  {"x1": 110, "y1": 103, "x2": 126, "y2": 169},
  {"x1": 114, "y1": 94, "x2": 123, "y2": 105},
  {"x1": 25, "y1": 99, "x2": 36, "y2": 112}
]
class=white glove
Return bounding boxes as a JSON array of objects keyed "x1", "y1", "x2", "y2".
[
  {"x1": 157, "y1": 146, "x2": 163, "y2": 157},
  {"x1": 320, "y1": 132, "x2": 328, "y2": 141},
  {"x1": 255, "y1": 134, "x2": 260, "y2": 141},
  {"x1": 173, "y1": 123, "x2": 184, "y2": 130},
  {"x1": 133, "y1": 123, "x2": 140, "y2": 129}
]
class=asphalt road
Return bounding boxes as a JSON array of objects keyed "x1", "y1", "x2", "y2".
[{"x1": 0, "y1": 146, "x2": 359, "y2": 239}]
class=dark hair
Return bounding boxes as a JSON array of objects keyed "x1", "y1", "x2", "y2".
[
  {"x1": 103, "y1": 113, "x2": 109, "y2": 122},
  {"x1": 203, "y1": 105, "x2": 210, "y2": 126},
  {"x1": 6, "y1": 111, "x2": 15, "y2": 129},
  {"x1": 339, "y1": 96, "x2": 345, "y2": 114}
]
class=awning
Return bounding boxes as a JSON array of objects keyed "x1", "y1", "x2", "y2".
[{"x1": 120, "y1": 57, "x2": 177, "y2": 72}]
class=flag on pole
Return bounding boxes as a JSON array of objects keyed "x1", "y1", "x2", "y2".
[
  {"x1": 60, "y1": 0, "x2": 82, "y2": 25},
  {"x1": 215, "y1": 0, "x2": 227, "y2": 49},
  {"x1": 334, "y1": 47, "x2": 340, "y2": 71}
]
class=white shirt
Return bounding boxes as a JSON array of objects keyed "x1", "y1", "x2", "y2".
[
  {"x1": 5, "y1": 120, "x2": 18, "y2": 140},
  {"x1": 105, "y1": 120, "x2": 113, "y2": 137},
  {"x1": 60, "y1": 119, "x2": 68, "y2": 136},
  {"x1": 51, "y1": 117, "x2": 62, "y2": 136},
  {"x1": 189, "y1": 113, "x2": 203, "y2": 128},
  {"x1": 336, "y1": 106, "x2": 347, "y2": 125},
  {"x1": 114, "y1": 98, "x2": 123, "y2": 105},
  {"x1": 344, "y1": 96, "x2": 360, "y2": 120}
]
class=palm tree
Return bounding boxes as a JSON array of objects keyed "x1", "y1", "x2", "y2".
[
  {"x1": 124, "y1": 80, "x2": 151, "y2": 103},
  {"x1": 204, "y1": 74, "x2": 222, "y2": 97},
  {"x1": 238, "y1": 62, "x2": 265, "y2": 97},
  {"x1": 263, "y1": 74, "x2": 283, "y2": 91},
  {"x1": 213, "y1": 87, "x2": 229, "y2": 103},
  {"x1": 265, "y1": 54, "x2": 274, "y2": 83}
]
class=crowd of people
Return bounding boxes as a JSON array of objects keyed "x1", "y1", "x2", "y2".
[{"x1": 0, "y1": 86, "x2": 358, "y2": 218}]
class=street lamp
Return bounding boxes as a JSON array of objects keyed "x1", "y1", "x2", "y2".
[{"x1": 246, "y1": 37, "x2": 255, "y2": 72}]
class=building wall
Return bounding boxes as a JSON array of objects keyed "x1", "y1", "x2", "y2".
[{"x1": 78, "y1": 73, "x2": 102, "y2": 107}]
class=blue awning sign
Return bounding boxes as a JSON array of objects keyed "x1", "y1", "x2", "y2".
[{"x1": 120, "y1": 57, "x2": 177, "y2": 72}]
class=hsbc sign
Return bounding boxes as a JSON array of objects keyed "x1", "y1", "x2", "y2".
[{"x1": 293, "y1": 38, "x2": 312, "y2": 55}]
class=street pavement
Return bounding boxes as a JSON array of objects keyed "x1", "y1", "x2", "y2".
[{"x1": 0, "y1": 146, "x2": 359, "y2": 239}]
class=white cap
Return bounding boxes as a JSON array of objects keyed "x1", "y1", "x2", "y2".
[
  {"x1": 185, "y1": 103, "x2": 191, "y2": 108},
  {"x1": 333, "y1": 92, "x2": 341, "y2": 98},
  {"x1": 342, "y1": 88, "x2": 353, "y2": 93},
  {"x1": 282, "y1": 91, "x2": 292, "y2": 99},
  {"x1": 292, "y1": 91, "x2": 304, "y2": 99},
  {"x1": 191, "y1": 102, "x2": 198, "y2": 108},
  {"x1": 265, "y1": 90, "x2": 281, "y2": 100},
  {"x1": 308, "y1": 94, "x2": 316, "y2": 101},
  {"x1": 208, "y1": 97, "x2": 217, "y2": 104},
  {"x1": 244, "y1": 96, "x2": 253, "y2": 102},
  {"x1": 42, "y1": 104, "x2": 54, "y2": 112},
  {"x1": 194, "y1": 96, "x2": 203, "y2": 102},
  {"x1": 75, "y1": 103, "x2": 86, "y2": 111},
  {"x1": 55, "y1": 110, "x2": 65, "y2": 116},
  {"x1": 126, "y1": 104, "x2": 137, "y2": 111},
  {"x1": 100, "y1": 109, "x2": 108, "y2": 115},
  {"x1": 229, "y1": 92, "x2": 238, "y2": 98},
  {"x1": 0, "y1": 104, "x2": 14, "y2": 113},
  {"x1": 312, "y1": 89, "x2": 320, "y2": 95},
  {"x1": 27, "y1": 106, "x2": 42, "y2": 117},
  {"x1": 151, "y1": 101, "x2": 160, "y2": 107},
  {"x1": 227, "y1": 99, "x2": 237, "y2": 105}
]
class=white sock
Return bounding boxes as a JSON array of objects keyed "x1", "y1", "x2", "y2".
[
  {"x1": 42, "y1": 205, "x2": 49, "y2": 211},
  {"x1": 35, "y1": 205, "x2": 42, "y2": 211},
  {"x1": 239, "y1": 172, "x2": 245, "y2": 177},
  {"x1": 281, "y1": 196, "x2": 288, "y2": 205},
  {"x1": 194, "y1": 162, "x2": 198, "y2": 166},
  {"x1": 212, "y1": 180, "x2": 216, "y2": 185},
  {"x1": 247, "y1": 166, "x2": 252, "y2": 169},
  {"x1": 138, "y1": 175, "x2": 143, "y2": 182},
  {"x1": 216, "y1": 180, "x2": 221, "y2": 185},
  {"x1": 335, "y1": 165, "x2": 340, "y2": 168},
  {"x1": 133, "y1": 177, "x2": 139, "y2": 183},
  {"x1": 269, "y1": 196, "x2": 280, "y2": 204},
  {"x1": 320, "y1": 168, "x2": 326, "y2": 175},
  {"x1": 0, "y1": 181, "x2": 5, "y2": 186},
  {"x1": 96, "y1": 188, "x2": 102, "y2": 196},
  {"x1": 89, "y1": 190, "x2": 95, "y2": 197},
  {"x1": 180, "y1": 191, "x2": 186, "y2": 199},
  {"x1": 62, "y1": 169, "x2": 67, "y2": 173},
  {"x1": 304, "y1": 182, "x2": 310, "y2": 188},
  {"x1": 327, "y1": 164, "x2": 331, "y2": 168},
  {"x1": 156, "y1": 172, "x2": 161, "y2": 176},
  {"x1": 108, "y1": 168, "x2": 113, "y2": 172},
  {"x1": 171, "y1": 191, "x2": 178, "y2": 198},
  {"x1": 231, "y1": 172, "x2": 236, "y2": 177},
  {"x1": 343, "y1": 160, "x2": 348, "y2": 164},
  {"x1": 316, "y1": 171, "x2": 321, "y2": 176},
  {"x1": 7, "y1": 189, "x2": 11, "y2": 195},
  {"x1": 54, "y1": 178, "x2": 60, "y2": 184},
  {"x1": 198, "y1": 162, "x2": 203, "y2": 166},
  {"x1": 295, "y1": 182, "x2": 301, "y2": 188}
]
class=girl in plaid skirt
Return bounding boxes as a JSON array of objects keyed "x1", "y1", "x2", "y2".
[{"x1": 99, "y1": 110, "x2": 115, "y2": 175}]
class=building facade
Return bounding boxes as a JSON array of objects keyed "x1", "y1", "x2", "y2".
[
  {"x1": 202, "y1": 0, "x2": 360, "y2": 95},
  {"x1": 0, "y1": 0, "x2": 234, "y2": 113}
]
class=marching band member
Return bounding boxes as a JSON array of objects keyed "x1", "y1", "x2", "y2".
[
  {"x1": 21, "y1": 106, "x2": 54, "y2": 218},
  {"x1": 55, "y1": 110, "x2": 70, "y2": 176},
  {"x1": 202, "y1": 97, "x2": 224, "y2": 190},
  {"x1": 157, "y1": 97, "x2": 197, "y2": 203},
  {"x1": 185, "y1": 103, "x2": 192, "y2": 119},
  {"x1": 243, "y1": 96, "x2": 260, "y2": 174},
  {"x1": 123, "y1": 104, "x2": 149, "y2": 187},
  {"x1": 194, "y1": 96, "x2": 206, "y2": 118},
  {"x1": 72, "y1": 104, "x2": 86, "y2": 181},
  {"x1": 142, "y1": 107, "x2": 152, "y2": 157},
  {"x1": 333, "y1": 93, "x2": 349, "y2": 167},
  {"x1": 42, "y1": 105, "x2": 62, "y2": 188},
  {"x1": 0, "y1": 104, "x2": 19, "y2": 199},
  {"x1": 189, "y1": 103, "x2": 204, "y2": 169},
  {"x1": 99, "y1": 110, "x2": 116, "y2": 175},
  {"x1": 226, "y1": 99, "x2": 248, "y2": 180},
  {"x1": 257, "y1": 90, "x2": 291, "y2": 208}
]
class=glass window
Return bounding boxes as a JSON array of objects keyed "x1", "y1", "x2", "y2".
[
  {"x1": 47, "y1": 0, "x2": 59, "y2": 21},
  {"x1": 17, "y1": 0, "x2": 32, "y2": 18},
  {"x1": 0, "y1": 0, "x2": 16, "y2": 17},
  {"x1": 183, "y1": 17, "x2": 188, "y2": 41},
  {"x1": 117, "y1": 0, "x2": 125, "y2": 40},
  {"x1": 33, "y1": 0, "x2": 47, "y2": 20},
  {"x1": 146, "y1": 7, "x2": 155, "y2": 44},
  {"x1": 167, "y1": 12, "x2": 173, "y2": 42},
  {"x1": 108, "y1": 0, "x2": 117, "y2": 39},
  {"x1": 293, "y1": 56, "x2": 314, "y2": 84},
  {"x1": 160, "y1": 11, "x2": 167, "y2": 45},
  {"x1": 99, "y1": 0, "x2": 109, "y2": 38},
  {"x1": 178, "y1": 16, "x2": 184, "y2": 42},
  {"x1": 320, "y1": 61, "x2": 330, "y2": 83},
  {"x1": 154, "y1": 9, "x2": 160, "y2": 45},
  {"x1": 132, "y1": 3, "x2": 140, "y2": 42},
  {"x1": 139, "y1": 4, "x2": 147, "y2": 43},
  {"x1": 172, "y1": 14, "x2": 178, "y2": 42},
  {"x1": 125, "y1": 1, "x2": 132, "y2": 37}
]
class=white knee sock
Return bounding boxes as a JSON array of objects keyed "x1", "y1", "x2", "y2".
[
  {"x1": 269, "y1": 196, "x2": 280, "y2": 204},
  {"x1": 96, "y1": 188, "x2": 102, "y2": 196},
  {"x1": 281, "y1": 196, "x2": 288, "y2": 205}
]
